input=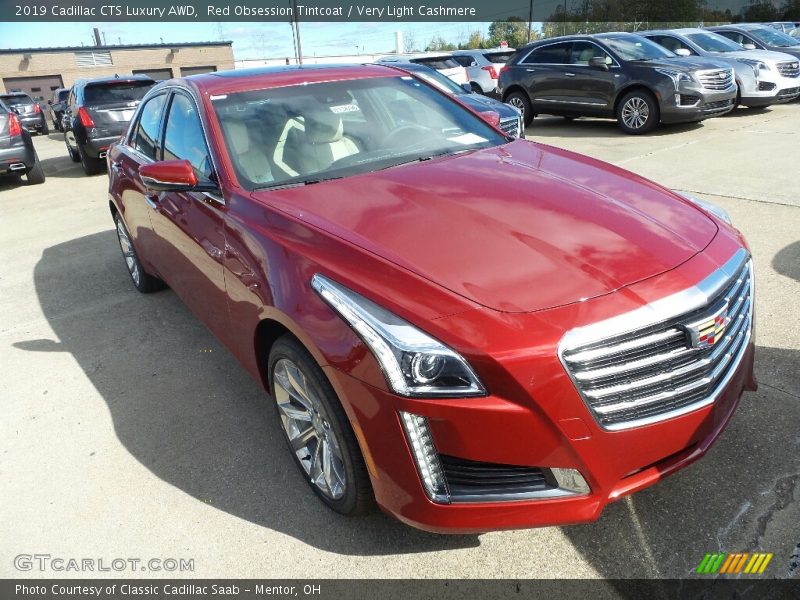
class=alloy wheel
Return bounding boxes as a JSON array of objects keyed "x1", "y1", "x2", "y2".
[
  {"x1": 116, "y1": 219, "x2": 140, "y2": 286},
  {"x1": 508, "y1": 96, "x2": 526, "y2": 116},
  {"x1": 621, "y1": 97, "x2": 650, "y2": 130},
  {"x1": 273, "y1": 358, "x2": 347, "y2": 500}
]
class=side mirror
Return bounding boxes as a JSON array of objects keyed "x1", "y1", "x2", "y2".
[
  {"x1": 674, "y1": 48, "x2": 692, "y2": 57},
  {"x1": 743, "y1": 43, "x2": 757, "y2": 50},
  {"x1": 139, "y1": 160, "x2": 218, "y2": 193},
  {"x1": 589, "y1": 56, "x2": 609, "y2": 70},
  {"x1": 461, "y1": 83, "x2": 473, "y2": 93}
]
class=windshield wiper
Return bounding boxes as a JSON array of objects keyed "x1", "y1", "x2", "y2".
[{"x1": 256, "y1": 175, "x2": 344, "y2": 191}]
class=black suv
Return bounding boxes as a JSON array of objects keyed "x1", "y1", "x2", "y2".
[
  {"x1": 47, "y1": 88, "x2": 71, "y2": 131},
  {"x1": 0, "y1": 92, "x2": 49, "y2": 135},
  {"x1": 64, "y1": 75, "x2": 155, "y2": 175},
  {"x1": 499, "y1": 33, "x2": 737, "y2": 134},
  {"x1": 0, "y1": 99, "x2": 45, "y2": 185}
]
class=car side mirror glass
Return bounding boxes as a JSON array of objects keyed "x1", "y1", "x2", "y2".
[
  {"x1": 589, "y1": 56, "x2": 609, "y2": 70},
  {"x1": 461, "y1": 83, "x2": 473, "y2": 93},
  {"x1": 743, "y1": 43, "x2": 756, "y2": 50},
  {"x1": 675, "y1": 48, "x2": 692, "y2": 57},
  {"x1": 139, "y1": 159, "x2": 218, "y2": 193}
]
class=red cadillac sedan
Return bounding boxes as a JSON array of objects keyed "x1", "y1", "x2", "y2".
[{"x1": 107, "y1": 64, "x2": 756, "y2": 533}]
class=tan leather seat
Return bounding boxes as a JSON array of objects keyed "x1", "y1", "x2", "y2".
[
  {"x1": 300, "y1": 110, "x2": 359, "y2": 173},
  {"x1": 225, "y1": 120, "x2": 273, "y2": 185}
]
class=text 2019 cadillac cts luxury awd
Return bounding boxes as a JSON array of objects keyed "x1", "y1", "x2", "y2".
[{"x1": 107, "y1": 64, "x2": 756, "y2": 533}]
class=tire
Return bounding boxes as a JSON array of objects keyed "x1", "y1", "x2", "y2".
[
  {"x1": 40, "y1": 120, "x2": 49, "y2": 135},
  {"x1": 26, "y1": 153, "x2": 45, "y2": 185},
  {"x1": 78, "y1": 143, "x2": 103, "y2": 175},
  {"x1": 617, "y1": 90, "x2": 659, "y2": 135},
  {"x1": 506, "y1": 90, "x2": 534, "y2": 127},
  {"x1": 114, "y1": 213, "x2": 165, "y2": 293},
  {"x1": 470, "y1": 82, "x2": 483, "y2": 95},
  {"x1": 65, "y1": 136, "x2": 80, "y2": 162},
  {"x1": 269, "y1": 335, "x2": 373, "y2": 516}
]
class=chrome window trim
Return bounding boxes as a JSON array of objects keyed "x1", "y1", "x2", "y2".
[{"x1": 558, "y1": 248, "x2": 751, "y2": 431}]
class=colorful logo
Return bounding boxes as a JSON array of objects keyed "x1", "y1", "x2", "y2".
[
  {"x1": 684, "y1": 302, "x2": 731, "y2": 350},
  {"x1": 696, "y1": 552, "x2": 773, "y2": 575}
]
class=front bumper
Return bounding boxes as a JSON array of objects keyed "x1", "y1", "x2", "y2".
[
  {"x1": 739, "y1": 69, "x2": 800, "y2": 105},
  {"x1": 326, "y1": 233, "x2": 756, "y2": 533},
  {"x1": 0, "y1": 143, "x2": 36, "y2": 173},
  {"x1": 661, "y1": 82, "x2": 736, "y2": 123}
]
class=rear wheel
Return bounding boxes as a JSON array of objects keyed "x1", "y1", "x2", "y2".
[
  {"x1": 26, "y1": 152, "x2": 45, "y2": 185},
  {"x1": 78, "y1": 143, "x2": 103, "y2": 175},
  {"x1": 114, "y1": 214, "x2": 164, "y2": 293},
  {"x1": 269, "y1": 335, "x2": 373, "y2": 516},
  {"x1": 506, "y1": 90, "x2": 533, "y2": 127},
  {"x1": 617, "y1": 90, "x2": 659, "y2": 135},
  {"x1": 40, "y1": 120, "x2": 49, "y2": 135}
]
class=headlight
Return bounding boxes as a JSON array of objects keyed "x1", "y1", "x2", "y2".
[
  {"x1": 655, "y1": 68, "x2": 694, "y2": 88},
  {"x1": 674, "y1": 191, "x2": 733, "y2": 225},
  {"x1": 311, "y1": 274, "x2": 486, "y2": 398},
  {"x1": 737, "y1": 58, "x2": 770, "y2": 76}
]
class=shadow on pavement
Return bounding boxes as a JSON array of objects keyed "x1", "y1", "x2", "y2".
[
  {"x1": 773, "y1": 241, "x2": 800, "y2": 283},
  {"x1": 17, "y1": 230, "x2": 480, "y2": 556},
  {"x1": 528, "y1": 116, "x2": 703, "y2": 139}
]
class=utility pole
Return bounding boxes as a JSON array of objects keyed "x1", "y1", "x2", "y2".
[
  {"x1": 527, "y1": 0, "x2": 533, "y2": 43},
  {"x1": 290, "y1": 0, "x2": 303, "y2": 64}
]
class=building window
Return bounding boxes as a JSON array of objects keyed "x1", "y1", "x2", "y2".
[{"x1": 74, "y1": 51, "x2": 113, "y2": 67}]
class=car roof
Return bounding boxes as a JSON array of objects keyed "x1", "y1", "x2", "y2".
[
  {"x1": 0, "y1": 91, "x2": 30, "y2": 97},
  {"x1": 643, "y1": 28, "x2": 706, "y2": 36},
  {"x1": 180, "y1": 63, "x2": 403, "y2": 96},
  {"x1": 454, "y1": 48, "x2": 514, "y2": 54},
  {"x1": 74, "y1": 74, "x2": 154, "y2": 87}
]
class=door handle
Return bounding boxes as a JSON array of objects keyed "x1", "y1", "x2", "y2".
[
  {"x1": 144, "y1": 194, "x2": 159, "y2": 210},
  {"x1": 564, "y1": 72, "x2": 577, "y2": 77},
  {"x1": 526, "y1": 68, "x2": 536, "y2": 72}
]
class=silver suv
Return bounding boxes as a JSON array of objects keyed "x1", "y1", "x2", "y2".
[
  {"x1": 642, "y1": 29, "x2": 800, "y2": 106},
  {"x1": 452, "y1": 49, "x2": 516, "y2": 95}
]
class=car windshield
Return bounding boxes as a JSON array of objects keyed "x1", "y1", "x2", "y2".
[
  {"x1": 0, "y1": 94, "x2": 33, "y2": 105},
  {"x1": 749, "y1": 27, "x2": 800, "y2": 47},
  {"x1": 601, "y1": 35, "x2": 675, "y2": 60},
  {"x1": 412, "y1": 56, "x2": 460, "y2": 70},
  {"x1": 212, "y1": 76, "x2": 506, "y2": 191},
  {"x1": 408, "y1": 67, "x2": 466, "y2": 95},
  {"x1": 484, "y1": 51, "x2": 515, "y2": 63},
  {"x1": 84, "y1": 80, "x2": 153, "y2": 104},
  {"x1": 686, "y1": 32, "x2": 744, "y2": 53}
]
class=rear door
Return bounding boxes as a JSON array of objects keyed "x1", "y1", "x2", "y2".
[
  {"x1": 519, "y1": 42, "x2": 572, "y2": 109},
  {"x1": 146, "y1": 90, "x2": 230, "y2": 334},
  {"x1": 109, "y1": 91, "x2": 169, "y2": 273},
  {"x1": 82, "y1": 79, "x2": 154, "y2": 138}
]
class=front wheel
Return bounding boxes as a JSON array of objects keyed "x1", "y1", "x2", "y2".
[
  {"x1": 114, "y1": 214, "x2": 164, "y2": 293},
  {"x1": 617, "y1": 90, "x2": 659, "y2": 135},
  {"x1": 506, "y1": 91, "x2": 533, "y2": 127},
  {"x1": 269, "y1": 335, "x2": 372, "y2": 516}
]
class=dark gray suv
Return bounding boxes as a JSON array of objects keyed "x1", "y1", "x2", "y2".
[{"x1": 499, "y1": 33, "x2": 737, "y2": 134}]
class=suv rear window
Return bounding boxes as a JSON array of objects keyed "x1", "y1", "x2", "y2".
[
  {"x1": 483, "y1": 52, "x2": 514, "y2": 63},
  {"x1": 0, "y1": 94, "x2": 34, "y2": 105},
  {"x1": 412, "y1": 56, "x2": 460, "y2": 70},
  {"x1": 83, "y1": 81, "x2": 154, "y2": 104}
]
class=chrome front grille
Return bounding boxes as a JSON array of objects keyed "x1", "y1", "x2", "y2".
[
  {"x1": 697, "y1": 68, "x2": 734, "y2": 90},
  {"x1": 500, "y1": 116, "x2": 522, "y2": 138},
  {"x1": 560, "y1": 251, "x2": 753, "y2": 431},
  {"x1": 777, "y1": 61, "x2": 800, "y2": 78}
]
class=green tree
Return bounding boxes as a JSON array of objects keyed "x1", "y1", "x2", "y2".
[{"x1": 487, "y1": 18, "x2": 530, "y2": 48}]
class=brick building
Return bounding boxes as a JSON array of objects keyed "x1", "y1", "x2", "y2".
[{"x1": 0, "y1": 41, "x2": 235, "y2": 98}]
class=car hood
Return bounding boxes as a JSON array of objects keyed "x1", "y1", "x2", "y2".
[
  {"x1": 457, "y1": 93, "x2": 519, "y2": 118},
  {"x1": 641, "y1": 57, "x2": 729, "y2": 72},
  {"x1": 723, "y1": 49, "x2": 799, "y2": 64},
  {"x1": 254, "y1": 140, "x2": 717, "y2": 314}
]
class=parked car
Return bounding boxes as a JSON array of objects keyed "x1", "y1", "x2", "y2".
[
  {"x1": 763, "y1": 22, "x2": 798, "y2": 34},
  {"x1": 0, "y1": 99, "x2": 45, "y2": 184},
  {"x1": 376, "y1": 53, "x2": 468, "y2": 85},
  {"x1": 381, "y1": 61, "x2": 524, "y2": 138},
  {"x1": 107, "y1": 64, "x2": 755, "y2": 533},
  {"x1": 64, "y1": 75, "x2": 155, "y2": 175},
  {"x1": 641, "y1": 28, "x2": 800, "y2": 106},
  {"x1": 452, "y1": 48, "x2": 516, "y2": 95},
  {"x1": 791, "y1": 28, "x2": 800, "y2": 40},
  {"x1": 47, "y1": 88, "x2": 71, "y2": 131},
  {"x1": 0, "y1": 91, "x2": 49, "y2": 135},
  {"x1": 708, "y1": 24, "x2": 800, "y2": 61},
  {"x1": 499, "y1": 33, "x2": 737, "y2": 134}
]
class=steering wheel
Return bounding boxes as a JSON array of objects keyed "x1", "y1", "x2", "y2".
[{"x1": 384, "y1": 124, "x2": 431, "y2": 149}]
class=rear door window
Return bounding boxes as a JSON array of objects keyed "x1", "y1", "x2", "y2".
[
  {"x1": 523, "y1": 43, "x2": 571, "y2": 64},
  {"x1": 483, "y1": 51, "x2": 515, "y2": 63},
  {"x1": 412, "y1": 56, "x2": 460, "y2": 70},
  {"x1": 132, "y1": 93, "x2": 167, "y2": 161}
]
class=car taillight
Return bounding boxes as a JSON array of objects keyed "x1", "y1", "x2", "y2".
[
  {"x1": 8, "y1": 113, "x2": 22, "y2": 137},
  {"x1": 500, "y1": 65, "x2": 510, "y2": 75},
  {"x1": 482, "y1": 65, "x2": 499, "y2": 79},
  {"x1": 478, "y1": 110, "x2": 501, "y2": 128},
  {"x1": 33, "y1": 103, "x2": 41, "y2": 113},
  {"x1": 78, "y1": 107, "x2": 95, "y2": 127}
]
